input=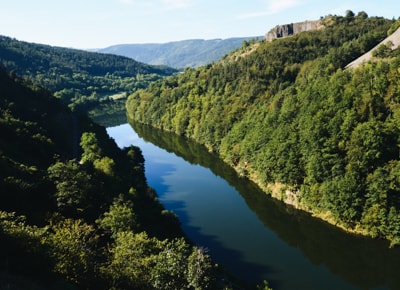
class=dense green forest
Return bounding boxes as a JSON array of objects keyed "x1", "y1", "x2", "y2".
[
  {"x1": 127, "y1": 12, "x2": 400, "y2": 246},
  {"x1": 0, "y1": 67, "x2": 231, "y2": 289},
  {"x1": 0, "y1": 35, "x2": 178, "y2": 113}
]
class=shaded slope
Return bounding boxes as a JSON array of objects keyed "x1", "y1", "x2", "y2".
[{"x1": 0, "y1": 65, "x2": 222, "y2": 290}]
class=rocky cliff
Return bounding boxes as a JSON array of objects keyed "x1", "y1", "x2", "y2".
[{"x1": 265, "y1": 20, "x2": 323, "y2": 41}]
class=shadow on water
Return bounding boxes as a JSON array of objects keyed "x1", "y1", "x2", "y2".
[
  {"x1": 145, "y1": 161, "x2": 175, "y2": 196},
  {"x1": 141, "y1": 136, "x2": 274, "y2": 287},
  {"x1": 163, "y1": 197, "x2": 275, "y2": 287},
  {"x1": 186, "y1": 223, "x2": 276, "y2": 288},
  {"x1": 130, "y1": 121, "x2": 400, "y2": 290}
]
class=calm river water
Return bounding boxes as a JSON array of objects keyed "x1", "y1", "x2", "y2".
[{"x1": 107, "y1": 122, "x2": 400, "y2": 290}]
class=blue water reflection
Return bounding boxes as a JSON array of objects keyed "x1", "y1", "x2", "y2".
[{"x1": 107, "y1": 123, "x2": 399, "y2": 290}]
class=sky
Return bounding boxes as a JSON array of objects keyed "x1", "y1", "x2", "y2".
[{"x1": 1, "y1": 0, "x2": 399, "y2": 49}]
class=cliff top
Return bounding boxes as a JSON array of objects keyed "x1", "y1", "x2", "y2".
[{"x1": 265, "y1": 20, "x2": 323, "y2": 41}]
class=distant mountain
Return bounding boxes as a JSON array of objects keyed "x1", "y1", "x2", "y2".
[{"x1": 95, "y1": 37, "x2": 263, "y2": 68}]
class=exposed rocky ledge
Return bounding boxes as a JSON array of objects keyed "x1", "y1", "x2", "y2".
[{"x1": 265, "y1": 20, "x2": 323, "y2": 41}]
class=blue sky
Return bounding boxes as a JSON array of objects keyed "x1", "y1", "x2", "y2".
[{"x1": 1, "y1": 0, "x2": 399, "y2": 49}]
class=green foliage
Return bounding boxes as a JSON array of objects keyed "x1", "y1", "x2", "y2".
[
  {"x1": 0, "y1": 35, "x2": 178, "y2": 113},
  {"x1": 388, "y1": 18, "x2": 400, "y2": 35},
  {"x1": 0, "y1": 66, "x2": 76, "y2": 216},
  {"x1": 372, "y1": 41, "x2": 394, "y2": 58},
  {"x1": 96, "y1": 196, "x2": 137, "y2": 236},
  {"x1": 47, "y1": 160, "x2": 93, "y2": 214},
  {"x1": 127, "y1": 13, "x2": 400, "y2": 244},
  {"x1": 0, "y1": 211, "x2": 55, "y2": 288},
  {"x1": 0, "y1": 211, "x2": 46, "y2": 255},
  {"x1": 80, "y1": 132, "x2": 103, "y2": 163},
  {"x1": 150, "y1": 238, "x2": 191, "y2": 289},
  {"x1": 0, "y1": 66, "x2": 223, "y2": 289},
  {"x1": 43, "y1": 218, "x2": 98, "y2": 285},
  {"x1": 94, "y1": 156, "x2": 116, "y2": 176},
  {"x1": 102, "y1": 233, "x2": 217, "y2": 290},
  {"x1": 100, "y1": 231, "x2": 161, "y2": 289},
  {"x1": 149, "y1": 239, "x2": 216, "y2": 290},
  {"x1": 187, "y1": 247, "x2": 216, "y2": 289}
]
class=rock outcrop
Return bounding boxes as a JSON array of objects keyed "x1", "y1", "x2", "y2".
[{"x1": 265, "y1": 20, "x2": 323, "y2": 41}]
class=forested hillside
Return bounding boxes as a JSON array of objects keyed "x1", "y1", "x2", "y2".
[
  {"x1": 0, "y1": 35, "x2": 178, "y2": 113},
  {"x1": 0, "y1": 67, "x2": 221, "y2": 289},
  {"x1": 96, "y1": 37, "x2": 262, "y2": 68},
  {"x1": 127, "y1": 12, "x2": 400, "y2": 246}
]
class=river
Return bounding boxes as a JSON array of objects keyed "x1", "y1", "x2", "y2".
[{"x1": 106, "y1": 121, "x2": 400, "y2": 290}]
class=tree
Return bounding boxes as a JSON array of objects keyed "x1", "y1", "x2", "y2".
[
  {"x1": 80, "y1": 132, "x2": 102, "y2": 164},
  {"x1": 47, "y1": 160, "x2": 92, "y2": 214},
  {"x1": 346, "y1": 120, "x2": 388, "y2": 175},
  {"x1": 362, "y1": 167, "x2": 390, "y2": 237},
  {"x1": 101, "y1": 231, "x2": 164, "y2": 289},
  {"x1": 372, "y1": 42, "x2": 393, "y2": 58},
  {"x1": 345, "y1": 10, "x2": 355, "y2": 20},
  {"x1": 150, "y1": 238, "x2": 190, "y2": 290},
  {"x1": 187, "y1": 247, "x2": 216, "y2": 289},
  {"x1": 387, "y1": 207, "x2": 400, "y2": 247},
  {"x1": 151, "y1": 238, "x2": 217, "y2": 289},
  {"x1": 96, "y1": 196, "x2": 137, "y2": 237},
  {"x1": 356, "y1": 11, "x2": 368, "y2": 20},
  {"x1": 94, "y1": 156, "x2": 116, "y2": 176},
  {"x1": 43, "y1": 218, "x2": 98, "y2": 285}
]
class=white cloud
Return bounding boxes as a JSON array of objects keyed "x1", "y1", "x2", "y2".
[
  {"x1": 161, "y1": 0, "x2": 193, "y2": 10},
  {"x1": 117, "y1": 0, "x2": 135, "y2": 5},
  {"x1": 238, "y1": 0, "x2": 304, "y2": 19},
  {"x1": 238, "y1": 11, "x2": 270, "y2": 20},
  {"x1": 268, "y1": 0, "x2": 302, "y2": 14},
  {"x1": 116, "y1": 0, "x2": 193, "y2": 12}
]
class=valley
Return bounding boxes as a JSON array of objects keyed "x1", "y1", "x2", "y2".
[{"x1": 1, "y1": 9, "x2": 400, "y2": 290}]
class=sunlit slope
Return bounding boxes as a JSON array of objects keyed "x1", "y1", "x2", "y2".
[{"x1": 127, "y1": 13, "x2": 400, "y2": 246}]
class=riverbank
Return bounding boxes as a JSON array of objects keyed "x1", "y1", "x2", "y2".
[
  {"x1": 109, "y1": 122, "x2": 400, "y2": 290},
  {"x1": 233, "y1": 162, "x2": 396, "y2": 247}
]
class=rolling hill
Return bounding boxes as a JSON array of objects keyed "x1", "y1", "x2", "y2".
[
  {"x1": 0, "y1": 35, "x2": 178, "y2": 112},
  {"x1": 95, "y1": 37, "x2": 262, "y2": 68}
]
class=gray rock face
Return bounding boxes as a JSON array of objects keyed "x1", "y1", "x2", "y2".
[{"x1": 265, "y1": 20, "x2": 322, "y2": 41}]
